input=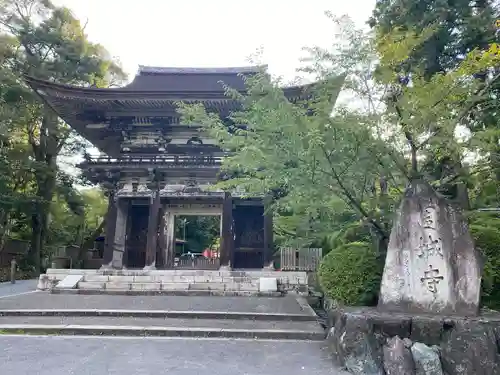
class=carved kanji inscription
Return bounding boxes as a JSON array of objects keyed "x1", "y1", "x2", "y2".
[{"x1": 421, "y1": 265, "x2": 444, "y2": 293}]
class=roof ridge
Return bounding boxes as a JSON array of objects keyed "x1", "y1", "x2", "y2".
[{"x1": 137, "y1": 65, "x2": 267, "y2": 75}]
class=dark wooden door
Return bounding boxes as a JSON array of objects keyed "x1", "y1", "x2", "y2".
[
  {"x1": 125, "y1": 205, "x2": 149, "y2": 268},
  {"x1": 233, "y1": 204, "x2": 265, "y2": 269}
]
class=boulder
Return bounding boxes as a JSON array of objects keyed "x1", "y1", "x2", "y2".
[
  {"x1": 383, "y1": 336, "x2": 415, "y2": 375},
  {"x1": 440, "y1": 321, "x2": 499, "y2": 375},
  {"x1": 335, "y1": 313, "x2": 384, "y2": 375},
  {"x1": 411, "y1": 342, "x2": 443, "y2": 375}
]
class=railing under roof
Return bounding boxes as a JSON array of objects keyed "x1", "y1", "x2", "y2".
[{"x1": 80, "y1": 154, "x2": 225, "y2": 166}]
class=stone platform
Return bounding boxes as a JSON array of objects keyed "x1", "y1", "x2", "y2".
[
  {"x1": 327, "y1": 307, "x2": 500, "y2": 375},
  {"x1": 0, "y1": 293, "x2": 322, "y2": 341},
  {"x1": 37, "y1": 269, "x2": 308, "y2": 296}
]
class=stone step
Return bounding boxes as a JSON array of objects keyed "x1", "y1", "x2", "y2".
[
  {"x1": 51, "y1": 288, "x2": 282, "y2": 297},
  {"x1": 0, "y1": 324, "x2": 324, "y2": 340},
  {"x1": 39, "y1": 269, "x2": 308, "y2": 292},
  {"x1": 83, "y1": 275, "x2": 257, "y2": 283},
  {"x1": 78, "y1": 281, "x2": 260, "y2": 292},
  {"x1": 0, "y1": 316, "x2": 325, "y2": 340},
  {"x1": 0, "y1": 309, "x2": 318, "y2": 322}
]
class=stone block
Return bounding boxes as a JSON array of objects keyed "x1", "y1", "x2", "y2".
[
  {"x1": 239, "y1": 283, "x2": 259, "y2": 291},
  {"x1": 56, "y1": 274, "x2": 83, "y2": 289},
  {"x1": 107, "y1": 276, "x2": 134, "y2": 283},
  {"x1": 193, "y1": 275, "x2": 215, "y2": 283},
  {"x1": 259, "y1": 278, "x2": 278, "y2": 292},
  {"x1": 189, "y1": 283, "x2": 212, "y2": 290},
  {"x1": 411, "y1": 343, "x2": 443, "y2": 375},
  {"x1": 83, "y1": 275, "x2": 109, "y2": 282},
  {"x1": 130, "y1": 283, "x2": 162, "y2": 291},
  {"x1": 36, "y1": 275, "x2": 50, "y2": 290},
  {"x1": 222, "y1": 282, "x2": 240, "y2": 291},
  {"x1": 105, "y1": 282, "x2": 131, "y2": 291},
  {"x1": 78, "y1": 282, "x2": 105, "y2": 290},
  {"x1": 111, "y1": 251, "x2": 123, "y2": 269},
  {"x1": 383, "y1": 336, "x2": 415, "y2": 375},
  {"x1": 209, "y1": 283, "x2": 227, "y2": 291},
  {"x1": 133, "y1": 276, "x2": 154, "y2": 283},
  {"x1": 440, "y1": 321, "x2": 499, "y2": 375},
  {"x1": 161, "y1": 283, "x2": 189, "y2": 291},
  {"x1": 326, "y1": 307, "x2": 500, "y2": 375}
]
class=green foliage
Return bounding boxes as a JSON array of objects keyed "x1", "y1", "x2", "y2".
[
  {"x1": 178, "y1": 48, "x2": 401, "y2": 249},
  {"x1": 468, "y1": 212, "x2": 500, "y2": 309},
  {"x1": 0, "y1": 0, "x2": 126, "y2": 271},
  {"x1": 318, "y1": 242, "x2": 382, "y2": 306},
  {"x1": 175, "y1": 216, "x2": 220, "y2": 253}
]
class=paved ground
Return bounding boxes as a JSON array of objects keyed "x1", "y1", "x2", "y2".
[
  {"x1": 0, "y1": 293, "x2": 310, "y2": 315},
  {"x1": 0, "y1": 279, "x2": 37, "y2": 298},
  {"x1": 0, "y1": 315, "x2": 322, "y2": 331},
  {"x1": 0, "y1": 335, "x2": 348, "y2": 375}
]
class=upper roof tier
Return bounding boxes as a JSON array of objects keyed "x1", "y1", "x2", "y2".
[
  {"x1": 124, "y1": 65, "x2": 264, "y2": 92},
  {"x1": 24, "y1": 65, "x2": 328, "y2": 156}
]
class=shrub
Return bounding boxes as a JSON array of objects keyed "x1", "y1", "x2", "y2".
[
  {"x1": 0, "y1": 267, "x2": 36, "y2": 283},
  {"x1": 318, "y1": 241, "x2": 382, "y2": 306},
  {"x1": 468, "y1": 213, "x2": 500, "y2": 310}
]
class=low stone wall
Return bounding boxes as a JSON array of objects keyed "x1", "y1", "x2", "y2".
[
  {"x1": 326, "y1": 307, "x2": 500, "y2": 375},
  {"x1": 38, "y1": 268, "x2": 308, "y2": 292}
]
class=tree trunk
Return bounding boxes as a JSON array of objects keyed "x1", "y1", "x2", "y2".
[{"x1": 28, "y1": 108, "x2": 60, "y2": 274}]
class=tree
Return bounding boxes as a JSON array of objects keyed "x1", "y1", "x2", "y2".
[
  {"x1": 0, "y1": 0, "x2": 126, "y2": 272},
  {"x1": 369, "y1": 0, "x2": 500, "y2": 204},
  {"x1": 177, "y1": 15, "x2": 500, "y2": 259}
]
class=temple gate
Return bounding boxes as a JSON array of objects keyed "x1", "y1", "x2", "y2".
[{"x1": 25, "y1": 66, "x2": 311, "y2": 270}]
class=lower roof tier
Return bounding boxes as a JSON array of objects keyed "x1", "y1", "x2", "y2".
[{"x1": 24, "y1": 71, "x2": 317, "y2": 156}]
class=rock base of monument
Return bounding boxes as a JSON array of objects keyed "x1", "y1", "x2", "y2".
[{"x1": 326, "y1": 307, "x2": 500, "y2": 375}]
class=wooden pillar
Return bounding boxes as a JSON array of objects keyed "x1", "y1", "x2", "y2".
[
  {"x1": 219, "y1": 192, "x2": 233, "y2": 268},
  {"x1": 112, "y1": 199, "x2": 128, "y2": 269},
  {"x1": 164, "y1": 210, "x2": 176, "y2": 268},
  {"x1": 156, "y1": 207, "x2": 166, "y2": 269},
  {"x1": 122, "y1": 201, "x2": 132, "y2": 269},
  {"x1": 263, "y1": 196, "x2": 274, "y2": 269},
  {"x1": 144, "y1": 188, "x2": 161, "y2": 270},
  {"x1": 101, "y1": 191, "x2": 118, "y2": 268}
]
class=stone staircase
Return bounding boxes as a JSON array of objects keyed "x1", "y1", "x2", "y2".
[
  {"x1": 38, "y1": 269, "x2": 309, "y2": 296},
  {"x1": 0, "y1": 293, "x2": 324, "y2": 340}
]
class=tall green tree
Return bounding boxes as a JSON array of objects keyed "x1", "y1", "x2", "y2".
[
  {"x1": 369, "y1": 0, "x2": 500, "y2": 206},
  {"x1": 178, "y1": 16, "x2": 500, "y2": 257},
  {"x1": 0, "y1": 0, "x2": 125, "y2": 272}
]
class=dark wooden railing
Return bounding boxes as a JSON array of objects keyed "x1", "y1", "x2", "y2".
[
  {"x1": 174, "y1": 257, "x2": 220, "y2": 270},
  {"x1": 80, "y1": 154, "x2": 225, "y2": 166}
]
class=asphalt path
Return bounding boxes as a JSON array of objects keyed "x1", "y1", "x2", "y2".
[
  {"x1": 0, "y1": 279, "x2": 38, "y2": 299},
  {"x1": 0, "y1": 335, "x2": 348, "y2": 375}
]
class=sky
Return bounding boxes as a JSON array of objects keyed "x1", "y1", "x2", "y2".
[
  {"x1": 51, "y1": 0, "x2": 376, "y2": 174},
  {"x1": 52, "y1": 0, "x2": 376, "y2": 82}
]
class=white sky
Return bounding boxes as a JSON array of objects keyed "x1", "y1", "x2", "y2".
[
  {"x1": 53, "y1": 0, "x2": 376, "y2": 175},
  {"x1": 52, "y1": 0, "x2": 375, "y2": 82}
]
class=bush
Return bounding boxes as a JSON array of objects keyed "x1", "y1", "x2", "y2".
[
  {"x1": 318, "y1": 241, "x2": 382, "y2": 306},
  {"x1": 0, "y1": 266, "x2": 37, "y2": 283},
  {"x1": 469, "y1": 213, "x2": 500, "y2": 310}
]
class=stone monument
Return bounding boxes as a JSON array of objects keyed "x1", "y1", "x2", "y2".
[
  {"x1": 378, "y1": 180, "x2": 482, "y2": 315},
  {"x1": 325, "y1": 181, "x2": 500, "y2": 375}
]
